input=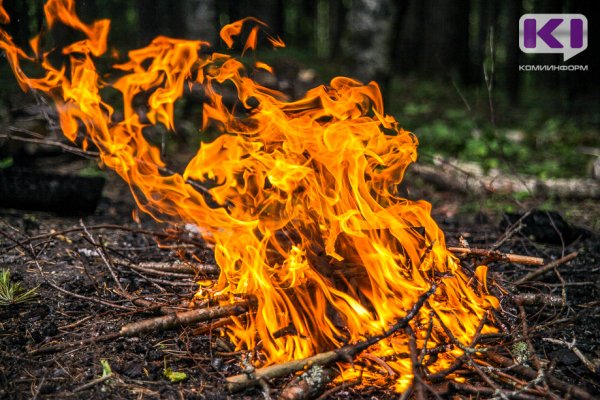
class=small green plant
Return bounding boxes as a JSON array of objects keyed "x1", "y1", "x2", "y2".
[
  {"x1": 163, "y1": 359, "x2": 187, "y2": 383},
  {"x1": 100, "y1": 359, "x2": 113, "y2": 378},
  {"x1": 0, "y1": 269, "x2": 38, "y2": 305}
]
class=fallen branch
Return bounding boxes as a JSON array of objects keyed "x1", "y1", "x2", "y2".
[
  {"x1": 225, "y1": 285, "x2": 436, "y2": 392},
  {"x1": 448, "y1": 246, "x2": 544, "y2": 265},
  {"x1": 278, "y1": 366, "x2": 338, "y2": 400},
  {"x1": 513, "y1": 293, "x2": 564, "y2": 307},
  {"x1": 513, "y1": 252, "x2": 578, "y2": 286},
  {"x1": 73, "y1": 373, "x2": 114, "y2": 393},
  {"x1": 411, "y1": 156, "x2": 600, "y2": 199},
  {"x1": 120, "y1": 301, "x2": 252, "y2": 337},
  {"x1": 542, "y1": 338, "x2": 597, "y2": 374},
  {"x1": 449, "y1": 382, "x2": 542, "y2": 400},
  {"x1": 31, "y1": 302, "x2": 251, "y2": 355}
]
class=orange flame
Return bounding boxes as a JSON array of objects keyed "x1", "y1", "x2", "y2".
[{"x1": 1, "y1": 0, "x2": 498, "y2": 391}]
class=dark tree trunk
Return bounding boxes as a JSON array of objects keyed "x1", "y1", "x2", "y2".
[
  {"x1": 564, "y1": 0, "x2": 599, "y2": 117},
  {"x1": 2, "y1": 0, "x2": 32, "y2": 46},
  {"x1": 421, "y1": 0, "x2": 471, "y2": 83},
  {"x1": 137, "y1": 0, "x2": 161, "y2": 45},
  {"x1": 504, "y1": 0, "x2": 522, "y2": 103},
  {"x1": 380, "y1": 1, "x2": 410, "y2": 103},
  {"x1": 185, "y1": 0, "x2": 217, "y2": 45},
  {"x1": 342, "y1": 0, "x2": 395, "y2": 83},
  {"x1": 328, "y1": 0, "x2": 347, "y2": 59}
]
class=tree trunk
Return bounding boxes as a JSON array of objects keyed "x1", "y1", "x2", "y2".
[
  {"x1": 342, "y1": 0, "x2": 395, "y2": 83},
  {"x1": 504, "y1": 0, "x2": 521, "y2": 103},
  {"x1": 421, "y1": 0, "x2": 471, "y2": 83}
]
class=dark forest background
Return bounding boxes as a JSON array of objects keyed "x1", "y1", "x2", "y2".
[{"x1": 1, "y1": 0, "x2": 599, "y2": 182}]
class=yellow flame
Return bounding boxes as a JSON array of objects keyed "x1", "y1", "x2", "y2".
[{"x1": 0, "y1": 0, "x2": 499, "y2": 391}]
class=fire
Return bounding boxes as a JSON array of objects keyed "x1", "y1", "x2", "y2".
[{"x1": 1, "y1": 0, "x2": 498, "y2": 391}]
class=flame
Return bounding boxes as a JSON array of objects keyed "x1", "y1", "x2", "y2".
[{"x1": 1, "y1": 0, "x2": 498, "y2": 391}]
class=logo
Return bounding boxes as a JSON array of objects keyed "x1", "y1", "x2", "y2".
[{"x1": 519, "y1": 14, "x2": 587, "y2": 61}]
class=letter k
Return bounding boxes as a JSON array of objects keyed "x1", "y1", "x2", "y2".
[{"x1": 524, "y1": 18, "x2": 563, "y2": 48}]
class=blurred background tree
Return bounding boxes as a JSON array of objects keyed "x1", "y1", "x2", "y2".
[{"x1": 1, "y1": 0, "x2": 598, "y2": 180}]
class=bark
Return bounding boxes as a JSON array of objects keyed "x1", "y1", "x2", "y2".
[
  {"x1": 410, "y1": 156, "x2": 600, "y2": 199},
  {"x1": 341, "y1": 0, "x2": 395, "y2": 83}
]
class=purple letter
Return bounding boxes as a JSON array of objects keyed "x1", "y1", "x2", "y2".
[{"x1": 571, "y1": 19, "x2": 583, "y2": 48}]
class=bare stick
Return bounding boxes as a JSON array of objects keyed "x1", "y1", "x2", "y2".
[
  {"x1": 120, "y1": 301, "x2": 252, "y2": 337},
  {"x1": 487, "y1": 352, "x2": 596, "y2": 400},
  {"x1": 450, "y1": 382, "x2": 542, "y2": 400},
  {"x1": 73, "y1": 374, "x2": 114, "y2": 393},
  {"x1": 226, "y1": 285, "x2": 436, "y2": 392},
  {"x1": 513, "y1": 293, "x2": 564, "y2": 307},
  {"x1": 513, "y1": 252, "x2": 578, "y2": 286},
  {"x1": 448, "y1": 246, "x2": 544, "y2": 265},
  {"x1": 80, "y1": 221, "x2": 126, "y2": 294},
  {"x1": 542, "y1": 338, "x2": 597, "y2": 374},
  {"x1": 278, "y1": 366, "x2": 338, "y2": 400},
  {"x1": 32, "y1": 302, "x2": 251, "y2": 355},
  {"x1": 406, "y1": 325, "x2": 425, "y2": 400}
]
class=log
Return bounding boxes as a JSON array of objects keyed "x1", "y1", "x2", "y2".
[{"x1": 410, "y1": 157, "x2": 600, "y2": 199}]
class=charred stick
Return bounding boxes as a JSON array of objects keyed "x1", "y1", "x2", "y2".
[
  {"x1": 542, "y1": 338, "x2": 597, "y2": 374},
  {"x1": 361, "y1": 353, "x2": 397, "y2": 377},
  {"x1": 487, "y1": 352, "x2": 596, "y2": 400},
  {"x1": 278, "y1": 366, "x2": 338, "y2": 400},
  {"x1": 448, "y1": 246, "x2": 544, "y2": 265},
  {"x1": 406, "y1": 325, "x2": 425, "y2": 400},
  {"x1": 426, "y1": 311, "x2": 488, "y2": 381},
  {"x1": 517, "y1": 305, "x2": 542, "y2": 370},
  {"x1": 226, "y1": 285, "x2": 436, "y2": 392},
  {"x1": 513, "y1": 293, "x2": 564, "y2": 307},
  {"x1": 449, "y1": 382, "x2": 543, "y2": 400},
  {"x1": 513, "y1": 252, "x2": 578, "y2": 286},
  {"x1": 314, "y1": 379, "x2": 360, "y2": 400}
]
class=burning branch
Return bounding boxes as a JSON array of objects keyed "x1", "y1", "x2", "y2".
[
  {"x1": 1, "y1": 2, "x2": 500, "y2": 394},
  {"x1": 226, "y1": 285, "x2": 436, "y2": 392}
]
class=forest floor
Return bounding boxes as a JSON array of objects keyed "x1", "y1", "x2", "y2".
[{"x1": 1, "y1": 171, "x2": 599, "y2": 399}]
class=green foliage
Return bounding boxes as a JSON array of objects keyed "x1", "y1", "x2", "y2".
[
  {"x1": 0, "y1": 157, "x2": 14, "y2": 169},
  {"x1": 163, "y1": 368, "x2": 187, "y2": 383},
  {"x1": 382, "y1": 77, "x2": 598, "y2": 179},
  {"x1": 0, "y1": 269, "x2": 38, "y2": 306},
  {"x1": 78, "y1": 164, "x2": 106, "y2": 178}
]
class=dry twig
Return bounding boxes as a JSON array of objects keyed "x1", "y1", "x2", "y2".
[
  {"x1": 513, "y1": 252, "x2": 578, "y2": 286},
  {"x1": 226, "y1": 285, "x2": 437, "y2": 392},
  {"x1": 448, "y1": 246, "x2": 544, "y2": 265}
]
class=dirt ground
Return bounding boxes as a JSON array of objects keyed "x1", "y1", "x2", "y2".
[{"x1": 1, "y1": 172, "x2": 599, "y2": 399}]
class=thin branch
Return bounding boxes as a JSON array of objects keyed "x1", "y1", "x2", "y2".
[
  {"x1": 513, "y1": 252, "x2": 578, "y2": 286},
  {"x1": 448, "y1": 247, "x2": 544, "y2": 266},
  {"x1": 226, "y1": 285, "x2": 436, "y2": 392}
]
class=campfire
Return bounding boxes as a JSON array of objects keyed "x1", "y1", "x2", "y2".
[{"x1": 0, "y1": 0, "x2": 503, "y2": 394}]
